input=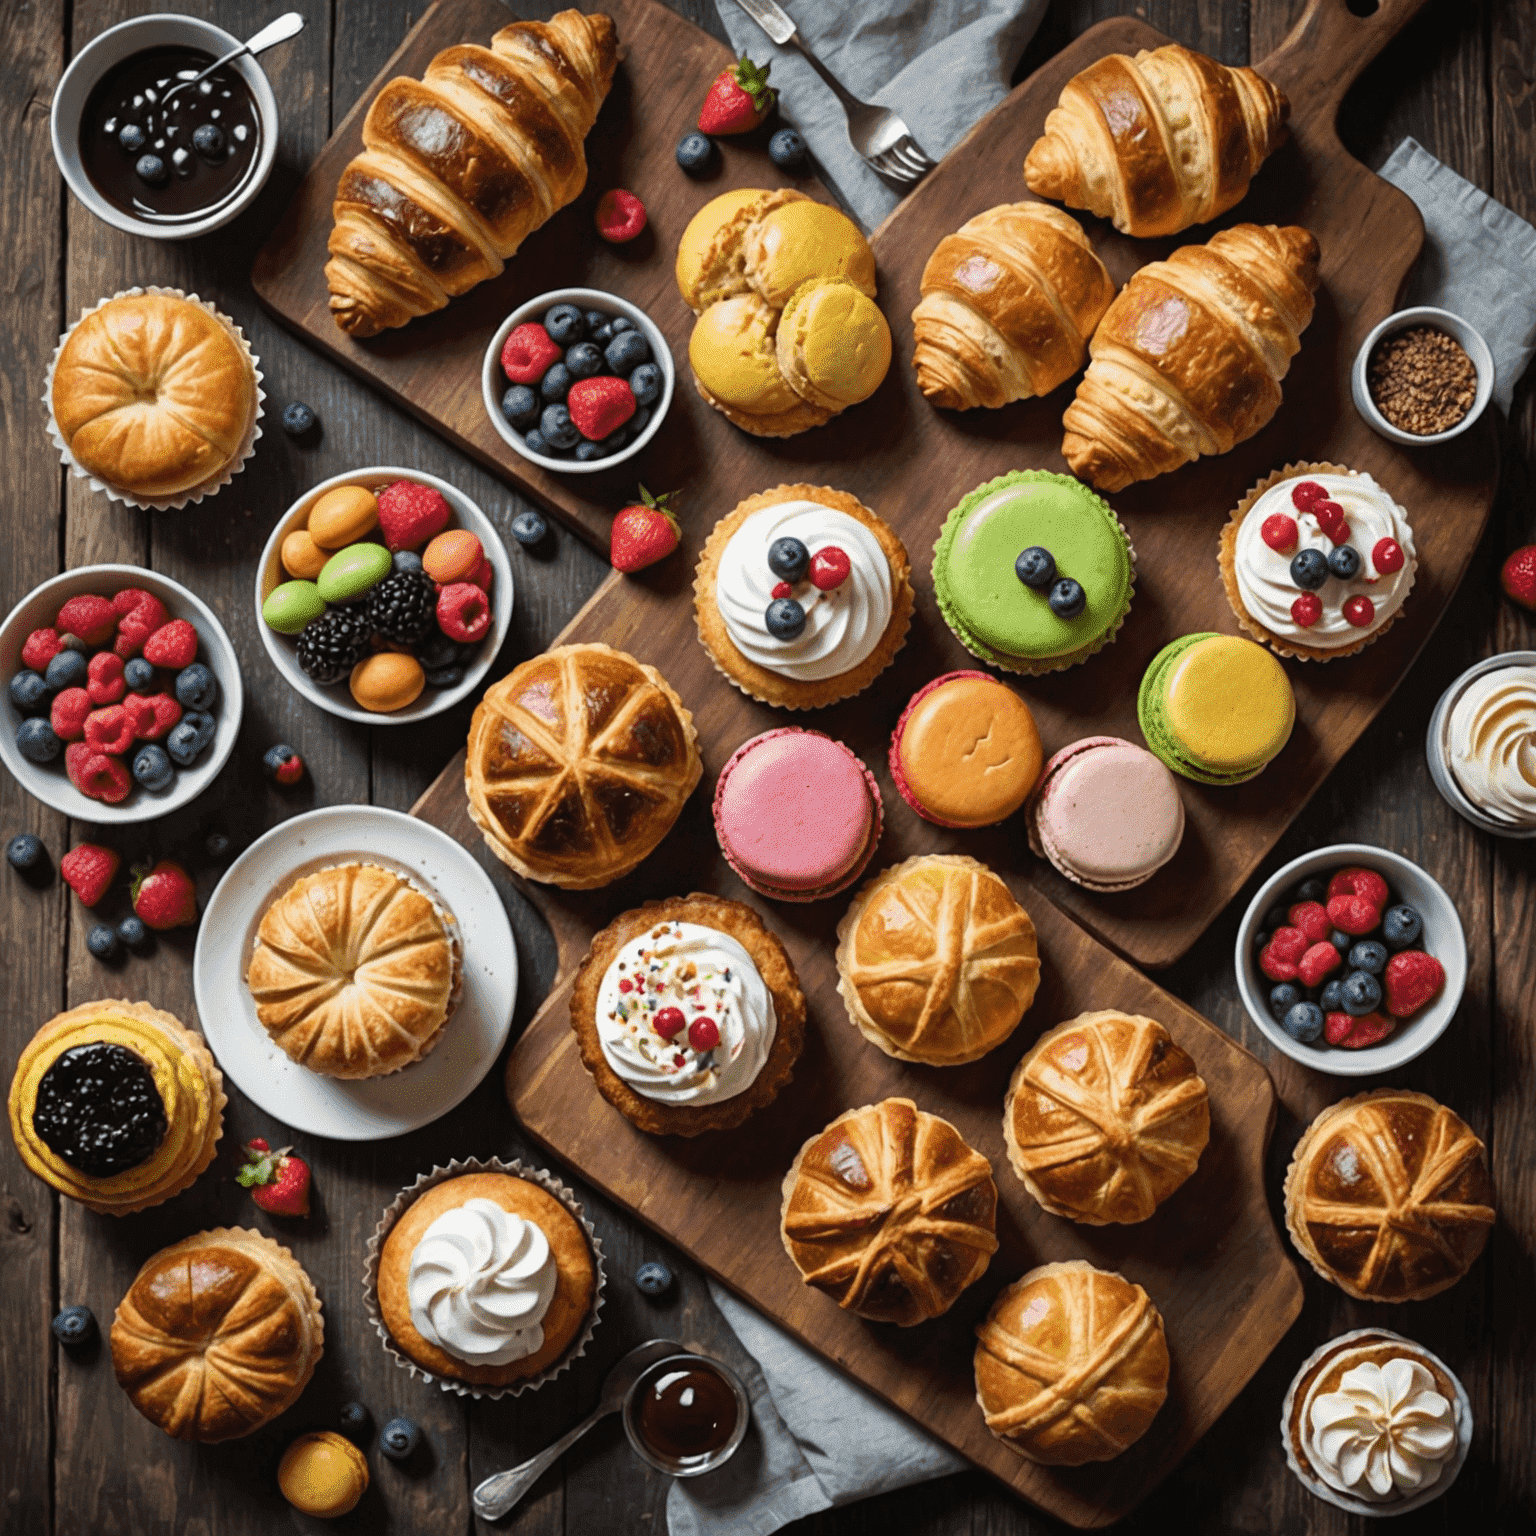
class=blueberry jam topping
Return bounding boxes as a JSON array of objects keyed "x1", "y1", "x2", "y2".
[{"x1": 32, "y1": 1042, "x2": 167, "y2": 1177}]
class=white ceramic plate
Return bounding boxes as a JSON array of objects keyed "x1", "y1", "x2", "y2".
[{"x1": 193, "y1": 805, "x2": 517, "y2": 1139}]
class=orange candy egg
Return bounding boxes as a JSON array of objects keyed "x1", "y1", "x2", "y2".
[
  {"x1": 308, "y1": 484, "x2": 379, "y2": 549},
  {"x1": 280, "y1": 528, "x2": 329, "y2": 580},
  {"x1": 349, "y1": 652, "x2": 425, "y2": 713},
  {"x1": 422, "y1": 529, "x2": 484, "y2": 584}
]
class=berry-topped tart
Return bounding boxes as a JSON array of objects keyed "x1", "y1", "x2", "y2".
[
  {"x1": 694, "y1": 484, "x2": 913, "y2": 709},
  {"x1": 1219, "y1": 463, "x2": 1417, "y2": 660},
  {"x1": 568, "y1": 894, "x2": 806, "y2": 1136}
]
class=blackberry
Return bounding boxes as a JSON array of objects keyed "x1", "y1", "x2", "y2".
[
  {"x1": 365, "y1": 571, "x2": 437, "y2": 645},
  {"x1": 295, "y1": 608, "x2": 371, "y2": 685}
]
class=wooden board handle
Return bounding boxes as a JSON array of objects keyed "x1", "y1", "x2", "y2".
[{"x1": 1258, "y1": 0, "x2": 1433, "y2": 122}]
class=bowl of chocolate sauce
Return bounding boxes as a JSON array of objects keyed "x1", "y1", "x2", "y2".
[
  {"x1": 52, "y1": 14, "x2": 278, "y2": 239},
  {"x1": 623, "y1": 1352, "x2": 750, "y2": 1477}
]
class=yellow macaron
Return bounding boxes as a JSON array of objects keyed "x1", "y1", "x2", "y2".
[
  {"x1": 743, "y1": 199, "x2": 878, "y2": 308},
  {"x1": 278, "y1": 1431, "x2": 369, "y2": 1517},
  {"x1": 776, "y1": 278, "x2": 893, "y2": 412},
  {"x1": 675, "y1": 188, "x2": 805, "y2": 313}
]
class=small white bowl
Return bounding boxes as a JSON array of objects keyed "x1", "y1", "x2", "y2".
[
  {"x1": 0, "y1": 564, "x2": 243, "y2": 822},
  {"x1": 482, "y1": 287, "x2": 675, "y2": 476},
  {"x1": 1426, "y1": 650, "x2": 1536, "y2": 838},
  {"x1": 52, "y1": 14, "x2": 280, "y2": 241},
  {"x1": 1234, "y1": 843, "x2": 1467, "y2": 1077},
  {"x1": 255, "y1": 467, "x2": 513, "y2": 726},
  {"x1": 1351, "y1": 306, "x2": 1495, "y2": 447}
]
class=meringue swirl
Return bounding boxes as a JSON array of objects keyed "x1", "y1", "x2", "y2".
[
  {"x1": 407, "y1": 1198, "x2": 557, "y2": 1367},
  {"x1": 595, "y1": 921, "x2": 775, "y2": 1105},
  {"x1": 1306, "y1": 1358, "x2": 1457, "y2": 1502},
  {"x1": 715, "y1": 500, "x2": 892, "y2": 681},
  {"x1": 1234, "y1": 473, "x2": 1416, "y2": 646},
  {"x1": 1447, "y1": 664, "x2": 1536, "y2": 826}
]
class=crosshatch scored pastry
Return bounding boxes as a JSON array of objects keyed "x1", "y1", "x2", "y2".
[
  {"x1": 836, "y1": 855, "x2": 1040, "y2": 1065},
  {"x1": 1003, "y1": 1011, "x2": 1209, "y2": 1224},
  {"x1": 781, "y1": 1098, "x2": 998, "y2": 1325},
  {"x1": 466, "y1": 643, "x2": 702, "y2": 888},
  {"x1": 7, "y1": 999, "x2": 225, "y2": 1215},
  {"x1": 246, "y1": 863, "x2": 461, "y2": 1079},
  {"x1": 326, "y1": 10, "x2": 618, "y2": 336},
  {"x1": 1284, "y1": 1088, "x2": 1495, "y2": 1302},
  {"x1": 974, "y1": 1260, "x2": 1168, "y2": 1464},
  {"x1": 570, "y1": 893, "x2": 806, "y2": 1136},
  {"x1": 111, "y1": 1227, "x2": 324, "y2": 1442}
]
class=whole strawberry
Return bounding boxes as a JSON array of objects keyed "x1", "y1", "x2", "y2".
[
  {"x1": 1501, "y1": 544, "x2": 1536, "y2": 611},
  {"x1": 611, "y1": 487, "x2": 679, "y2": 574},
  {"x1": 698, "y1": 55, "x2": 775, "y2": 135},
  {"x1": 237, "y1": 1138, "x2": 311, "y2": 1217},
  {"x1": 131, "y1": 858, "x2": 197, "y2": 929}
]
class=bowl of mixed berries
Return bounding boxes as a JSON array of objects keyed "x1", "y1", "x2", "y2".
[
  {"x1": 256, "y1": 468, "x2": 513, "y2": 724},
  {"x1": 482, "y1": 288, "x2": 674, "y2": 474},
  {"x1": 1, "y1": 564, "x2": 242, "y2": 820},
  {"x1": 1235, "y1": 843, "x2": 1467, "y2": 1075}
]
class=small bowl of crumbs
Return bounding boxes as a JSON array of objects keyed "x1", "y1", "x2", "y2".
[{"x1": 1352, "y1": 305, "x2": 1494, "y2": 447}]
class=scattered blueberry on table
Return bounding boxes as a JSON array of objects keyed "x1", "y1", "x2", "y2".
[
  {"x1": 635, "y1": 1261, "x2": 674, "y2": 1297},
  {"x1": 379, "y1": 1417, "x2": 421, "y2": 1462},
  {"x1": 51, "y1": 1306, "x2": 97, "y2": 1347}
]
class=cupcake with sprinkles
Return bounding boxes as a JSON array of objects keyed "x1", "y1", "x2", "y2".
[{"x1": 568, "y1": 893, "x2": 806, "y2": 1136}]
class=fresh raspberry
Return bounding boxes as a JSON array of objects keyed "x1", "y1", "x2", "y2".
[
  {"x1": 1326, "y1": 892, "x2": 1381, "y2": 936},
  {"x1": 469, "y1": 556, "x2": 494, "y2": 593},
  {"x1": 1259, "y1": 926, "x2": 1308, "y2": 982},
  {"x1": 595, "y1": 188, "x2": 647, "y2": 243},
  {"x1": 1342, "y1": 594, "x2": 1375, "y2": 628},
  {"x1": 810, "y1": 547, "x2": 852, "y2": 591},
  {"x1": 1501, "y1": 545, "x2": 1536, "y2": 611},
  {"x1": 1327, "y1": 867, "x2": 1391, "y2": 909},
  {"x1": 142, "y1": 619, "x2": 198, "y2": 669},
  {"x1": 112, "y1": 589, "x2": 169, "y2": 657},
  {"x1": 1261, "y1": 514, "x2": 1298, "y2": 553},
  {"x1": 125, "y1": 692, "x2": 182, "y2": 740},
  {"x1": 50, "y1": 687, "x2": 91, "y2": 742},
  {"x1": 1325, "y1": 1010, "x2": 1396, "y2": 1049},
  {"x1": 567, "y1": 376, "x2": 636, "y2": 443},
  {"x1": 436, "y1": 582, "x2": 490, "y2": 644},
  {"x1": 84, "y1": 705, "x2": 135, "y2": 756},
  {"x1": 60, "y1": 842, "x2": 120, "y2": 906},
  {"x1": 86, "y1": 651, "x2": 126, "y2": 705},
  {"x1": 21, "y1": 628, "x2": 63, "y2": 670},
  {"x1": 376, "y1": 480, "x2": 451, "y2": 552},
  {"x1": 1372, "y1": 538, "x2": 1405, "y2": 575},
  {"x1": 771, "y1": 581, "x2": 792, "y2": 599},
  {"x1": 653, "y1": 1007, "x2": 686, "y2": 1040},
  {"x1": 55, "y1": 594, "x2": 116, "y2": 647},
  {"x1": 1291, "y1": 593, "x2": 1322, "y2": 628},
  {"x1": 688, "y1": 1016, "x2": 720, "y2": 1051},
  {"x1": 1297, "y1": 941, "x2": 1342, "y2": 988},
  {"x1": 1287, "y1": 901, "x2": 1332, "y2": 943},
  {"x1": 1290, "y1": 481, "x2": 1326, "y2": 510},
  {"x1": 64, "y1": 742, "x2": 131, "y2": 804},
  {"x1": 501, "y1": 323, "x2": 561, "y2": 385},
  {"x1": 1383, "y1": 950, "x2": 1446, "y2": 1017}
]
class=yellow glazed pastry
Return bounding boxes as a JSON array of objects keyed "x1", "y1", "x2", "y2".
[
  {"x1": 776, "y1": 278, "x2": 892, "y2": 412},
  {"x1": 688, "y1": 294, "x2": 830, "y2": 437},
  {"x1": 743, "y1": 198, "x2": 877, "y2": 307},
  {"x1": 279, "y1": 1431, "x2": 369, "y2": 1517},
  {"x1": 676, "y1": 188, "x2": 804, "y2": 312}
]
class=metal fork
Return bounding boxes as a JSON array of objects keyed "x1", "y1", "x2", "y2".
[{"x1": 730, "y1": 0, "x2": 936, "y2": 187}]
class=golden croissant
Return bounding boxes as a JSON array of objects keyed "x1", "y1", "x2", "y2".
[
  {"x1": 1061, "y1": 222, "x2": 1319, "y2": 491},
  {"x1": 326, "y1": 10, "x2": 618, "y2": 337},
  {"x1": 911, "y1": 202, "x2": 1115, "y2": 410},
  {"x1": 1024, "y1": 44, "x2": 1287, "y2": 238}
]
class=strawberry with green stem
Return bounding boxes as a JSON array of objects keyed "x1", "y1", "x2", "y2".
[
  {"x1": 237, "y1": 1138, "x2": 311, "y2": 1217},
  {"x1": 611, "y1": 487, "x2": 680, "y2": 574},
  {"x1": 698, "y1": 56, "x2": 776, "y2": 135}
]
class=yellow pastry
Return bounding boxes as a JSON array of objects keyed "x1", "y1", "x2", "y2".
[
  {"x1": 279, "y1": 1431, "x2": 368, "y2": 1517},
  {"x1": 687, "y1": 293, "x2": 830, "y2": 437},
  {"x1": 776, "y1": 278, "x2": 892, "y2": 412},
  {"x1": 675, "y1": 188, "x2": 805, "y2": 312},
  {"x1": 742, "y1": 198, "x2": 877, "y2": 308}
]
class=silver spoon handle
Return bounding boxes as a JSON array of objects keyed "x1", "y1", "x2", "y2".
[
  {"x1": 189, "y1": 12, "x2": 305, "y2": 88},
  {"x1": 471, "y1": 1403, "x2": 615, "y2": 1521}
]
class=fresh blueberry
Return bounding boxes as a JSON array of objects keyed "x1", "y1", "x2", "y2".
[
  {"x1": 192, "y1": 122, "x2": 226, "y2": 160},
  {"x1": 540, "y1": 362, "x2": 573, "y2": 403},
  {"x1": 768, "y1": 127, "x2": 808, "y2": 172},
  {"x1": 1329, "y1": 929, "x2": 1353, "y2": 953},
  {"x1": 605, "y1": 329, "x2": 650, "y2": 375},
  {"x1": 51, "y1": 1306, "x2": 97, "y2": 1347},
  {"x1": 1283, "y1": 1002, "x2": 1325, "y2": 1043},
  {"x1": 768, "y1": 536, "x2": 811, "y2": 583},
  {"x1": 1290, "y1": 548, "x2": 1329, "y2": 590},
  {"x1": 1048, "y1": 577, "x2": 1086, "y2": 619},
  {"x1": 1014, "y1": 546, "x2": 1056, "y2": 590},
  {"x1": 544, "y1": 303, "x2": 586, "y2": 347},
  {"x1": 1296, "y1": 878, "x2": 1328, "y2": 904},
  {"x1": 425, "y1": 666, "x2": 464, "y2": 690},
  {"x1": 379, "y1": 1418, "x2": 421, "y2": 1462},
  {"x1": 281, "y1": 401, "x2": 318, "y2": 438},
  {"x1": 565, "y1": 341, "x2": 604, "y2": 379},
  {"x1": 765, "y1": 597, "x2": 806, "y2": 640},
  {"x1": 591, "y1": 320, "x2": 615, "y2": 346},
  {"x1": 1340, "y1": 970, "x2": 1382, "y2": 1016},
  {"x1": 635, "y1": 1261, "x2": 674, "y2": 1296},
  {"x1": 123, "y1": 657, "x2": 155, "y2": 691},
  {"x1": 1348, "y1": 940, "x2": 1388, "y2": 975},
  {"x1": 523, "y1": 429, "x2": 551, "y2": 457},
  {"x1": 599, "y1": 426, "x2": 630, "y2": 454},
  {"x1": 45, "y1": 650, "x2": 88, "y2": 691},
  {"x1": 1262, "y1": 904, "x2": 1290, "y2": 933},
  {"x1": 135, "y1": 152, "x2": 168, "y2": 185},
  {"x1": 1268, "y1": 982, "x2": 1302, "y2": 1020},
  {"x1": 9, "y1": 671, "x2": 50, "y2": 714},
  {"x1": 205, "y1": 832, "x2": 232, "y2": 861},
  {"x1": 131, "y1": 744, "x2": 175, "y2": 791},
  {"x1": 540, "y1": 404, "x2": 580, "y2": 450},
  {"x1": 117, "y1": 123, "x2": 146, "y2": 154},
  {"x1": 609, "y1": 316, "x2": 635, "y2": 337},
  {"x1": 166, "y1": 713, "x2": 214, "y2": 767},
  {"x1": 416, "y1": 634, "x2": 461, "y2": 673},
  {"x1": 583, "y1": 308, "x2": 609, "y2": 335},
  {"x1": 338, "y1": 1401, "x2": 372, "y2": 1443},
  {"x1": 7, "y1": 833, "x2": 44, "y2": 873},
  {"x1": 500, "y1": 383, "x2": 540, "y2": 429},
  {"x1": 117, "y1": 915, "x2": 150, "y2": 953},
  {"x1": 1253, "y1": 931, "x2": 1270, "y2": 955},
  {"x1": 16, "y1": 718, "x2": 61, "y2": 764},
  {"x1": 574, "y1": 441, "x2": 607, "y2": 461},
  {"x1": 174, "y1": 662, "x2": 218, "y2": 711},
  {"x1": 629, "y1": 362, "x2": 662, "y2": 406},
  {"x1": 1382, "y1": 904, "x2": 1422, "y2": 949},
  {"x1": 675, "y1": 131, "x2": 715, "y2": 174},
  {"x1": 392, "y1": 550, "x2": 424, "y2": 576},
  {"x1": 86, "y1": 923, "x2": 121, "y2": 963},
  {"x1": 628, "y1": 405, "x2": 651, "y2": 439},
  {"x1": 262, "y1": 743, "x2": 302, "y2": 783},
  {"x1": 511, "y1": 511, "x2": 548, "y2": 548},
  {"x1": 1327, "y1": 544, "x2": 1361, "y2": 581},
  {"x1": 1320, "y1": 978, "x2": 1345, "y2": 1013}
]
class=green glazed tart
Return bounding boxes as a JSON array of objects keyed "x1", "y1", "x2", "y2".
[{"x1": 932, "y1": 471, "x2": 1135, "y2": 675}]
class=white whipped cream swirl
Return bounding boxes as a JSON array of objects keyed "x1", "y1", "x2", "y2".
[
  {"x1": 1447, "y1": 664, "x2": 1536, "y2": 826},
  {"x1": 1235, "y1": 473, "x2": 1415, "y2": 646},
  {"x1": 407, "y1": 1197, "x2": 557, "y2": 1367},
  {"x1": 715, "y1": 500, "x2": 893, "y2": 681},
  {"x1": 595, "y1": 920, "x2": 775, "y2": 1106},
  {"x1": 1307, "y1": 1358, "x2": 1457, "y2": 1502}
]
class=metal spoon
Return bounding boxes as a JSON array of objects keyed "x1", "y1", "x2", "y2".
[
  {"x1": 472, "y1": 1338, "x2": 682, "y2": 1521},
  {"x1": 160, "y1": 12, "x2": 305, "y2": 108}
]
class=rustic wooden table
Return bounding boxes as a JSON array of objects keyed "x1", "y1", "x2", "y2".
[{"x1": 2, "y1": 1, "x2": 1533, "y2": 1533}]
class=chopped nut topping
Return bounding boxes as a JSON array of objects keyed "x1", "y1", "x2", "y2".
[{"x1": 1367, "y1": 325, "x2": 1477, "y2": 436}]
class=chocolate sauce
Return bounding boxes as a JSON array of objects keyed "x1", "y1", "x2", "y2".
[
  {"x1": 33, "y1": 1042, "x2": 167, "y2": 1177},
  {"x1": 79, "y1": 46, "x2": 261, "y2": 223},
  {"x1": 634, "y1": 1360, "x2": 740, "y2": 1467}
]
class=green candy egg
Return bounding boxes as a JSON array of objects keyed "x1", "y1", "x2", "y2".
[
  {"x1": 317, "y1": 542, "x2": 392, "y2": 604},
  {"x1": 262, "y1": 580, "x2": 326, "y2": 635}
]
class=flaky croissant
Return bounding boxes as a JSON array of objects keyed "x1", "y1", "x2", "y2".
[
  {"x1": 326, "y1": 10, "x2": 618, "y2": 338},
  {"x1": 1024, "y1": 44, "x2": 1287, "y2": 238},
  {"x1": 1061, "y1": 222, "x2": 1319, "y2": 492},
  {"x1": 911, "y1": 202, "x2": 1114, "y2": 410}
]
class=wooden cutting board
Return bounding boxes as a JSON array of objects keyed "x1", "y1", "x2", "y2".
[{"x1": 254, "y1": 0, "x2": 1495, "y2": 969}]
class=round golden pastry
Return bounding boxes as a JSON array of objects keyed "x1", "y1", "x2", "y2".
[
  {"x1": 1284, "y1": 1088, "x2": 1495, "y2": 1302},
  {"x1": 775, "y1": 277, "x2": 892, "y2": 412},
  {"x1": 836, "y1": 855, "x2": 1040, "y2": 1065},
  {"x1": 111, "y1": 1227, "x2": 324, "y2": 1442},
  {"x1": 278, "y1": 1431, "x2": 369, "y2": 1517},
  {"x1": 350, "y1": 651, "x2": 426, "y2": 712},
  {"x1": 974, "y1": 1260, "x2": 1169, "y2": 1464},
  {"x1": 1003, "y1": 1010, "x2": 1209, "y2": 1224},
  {"x1": 50, "y1": 290, "x2": 258, "y2": 500},
  {"x1": 377, "y1": 1171, "x2": 597, "y2": 1387},
  {"x1": 676, "y1": 188, "x2": 807, "y2": 312},
  {"x1": 781, "y1": 1097, "x2": 998, "y2": 1325},
  {"x1": 742, "y1": 197, "x2": 878, "y2": 308},
  {"x1": 307, "y1": 483, "x2": 379, "y2": 548},
  {"x1": 7, "y1": 999, "x2": 225, "y2": 1215},
  {"x1": 246, "y1": 863, "x2": 461, "y2": 1078},
  {"x1": 465, "y1": 643, "x2": 702, "y2": 889},
  {"x1": 688, "y1": 293, "x2": 831, "y2": 438}
]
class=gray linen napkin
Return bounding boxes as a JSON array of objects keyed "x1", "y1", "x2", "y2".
[{"x1": 714, "y1": 0, "x2": 1048, "y2": 231}]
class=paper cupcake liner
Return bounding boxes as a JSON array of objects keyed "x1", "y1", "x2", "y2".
[
  {"x1": 45, "y1": 286, "x2": 264, "y2": 511},
  {"x1": 1219, "y1": 462, "x2": 1416, "y2": 663},
  {"x1": 364, "y1": 1157, "x2": 605, "y2": 1400}
]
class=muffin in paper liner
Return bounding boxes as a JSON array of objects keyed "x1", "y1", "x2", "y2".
[
  {"x1": 44, "y1": 285, "x2": 264, "y2": 511},
  {"x1": 1218, "y1": 461, "x2": 1416, "y2": 662},
  {"x1": 364, "y1": 1157, "x2": 604, "y2": 1400}
]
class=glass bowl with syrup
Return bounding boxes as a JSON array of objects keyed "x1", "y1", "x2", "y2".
[{"x1": 622, "y1": 1351, "x2": 750, "y2": 1477}]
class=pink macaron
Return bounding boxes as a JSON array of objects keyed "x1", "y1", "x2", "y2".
[
  {"x1": 713, "y1": 728, "x2": 882, "y2": 902},
  {"x1": 1026, "y1": 736, "x2": 1185, "y2": 892}
]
